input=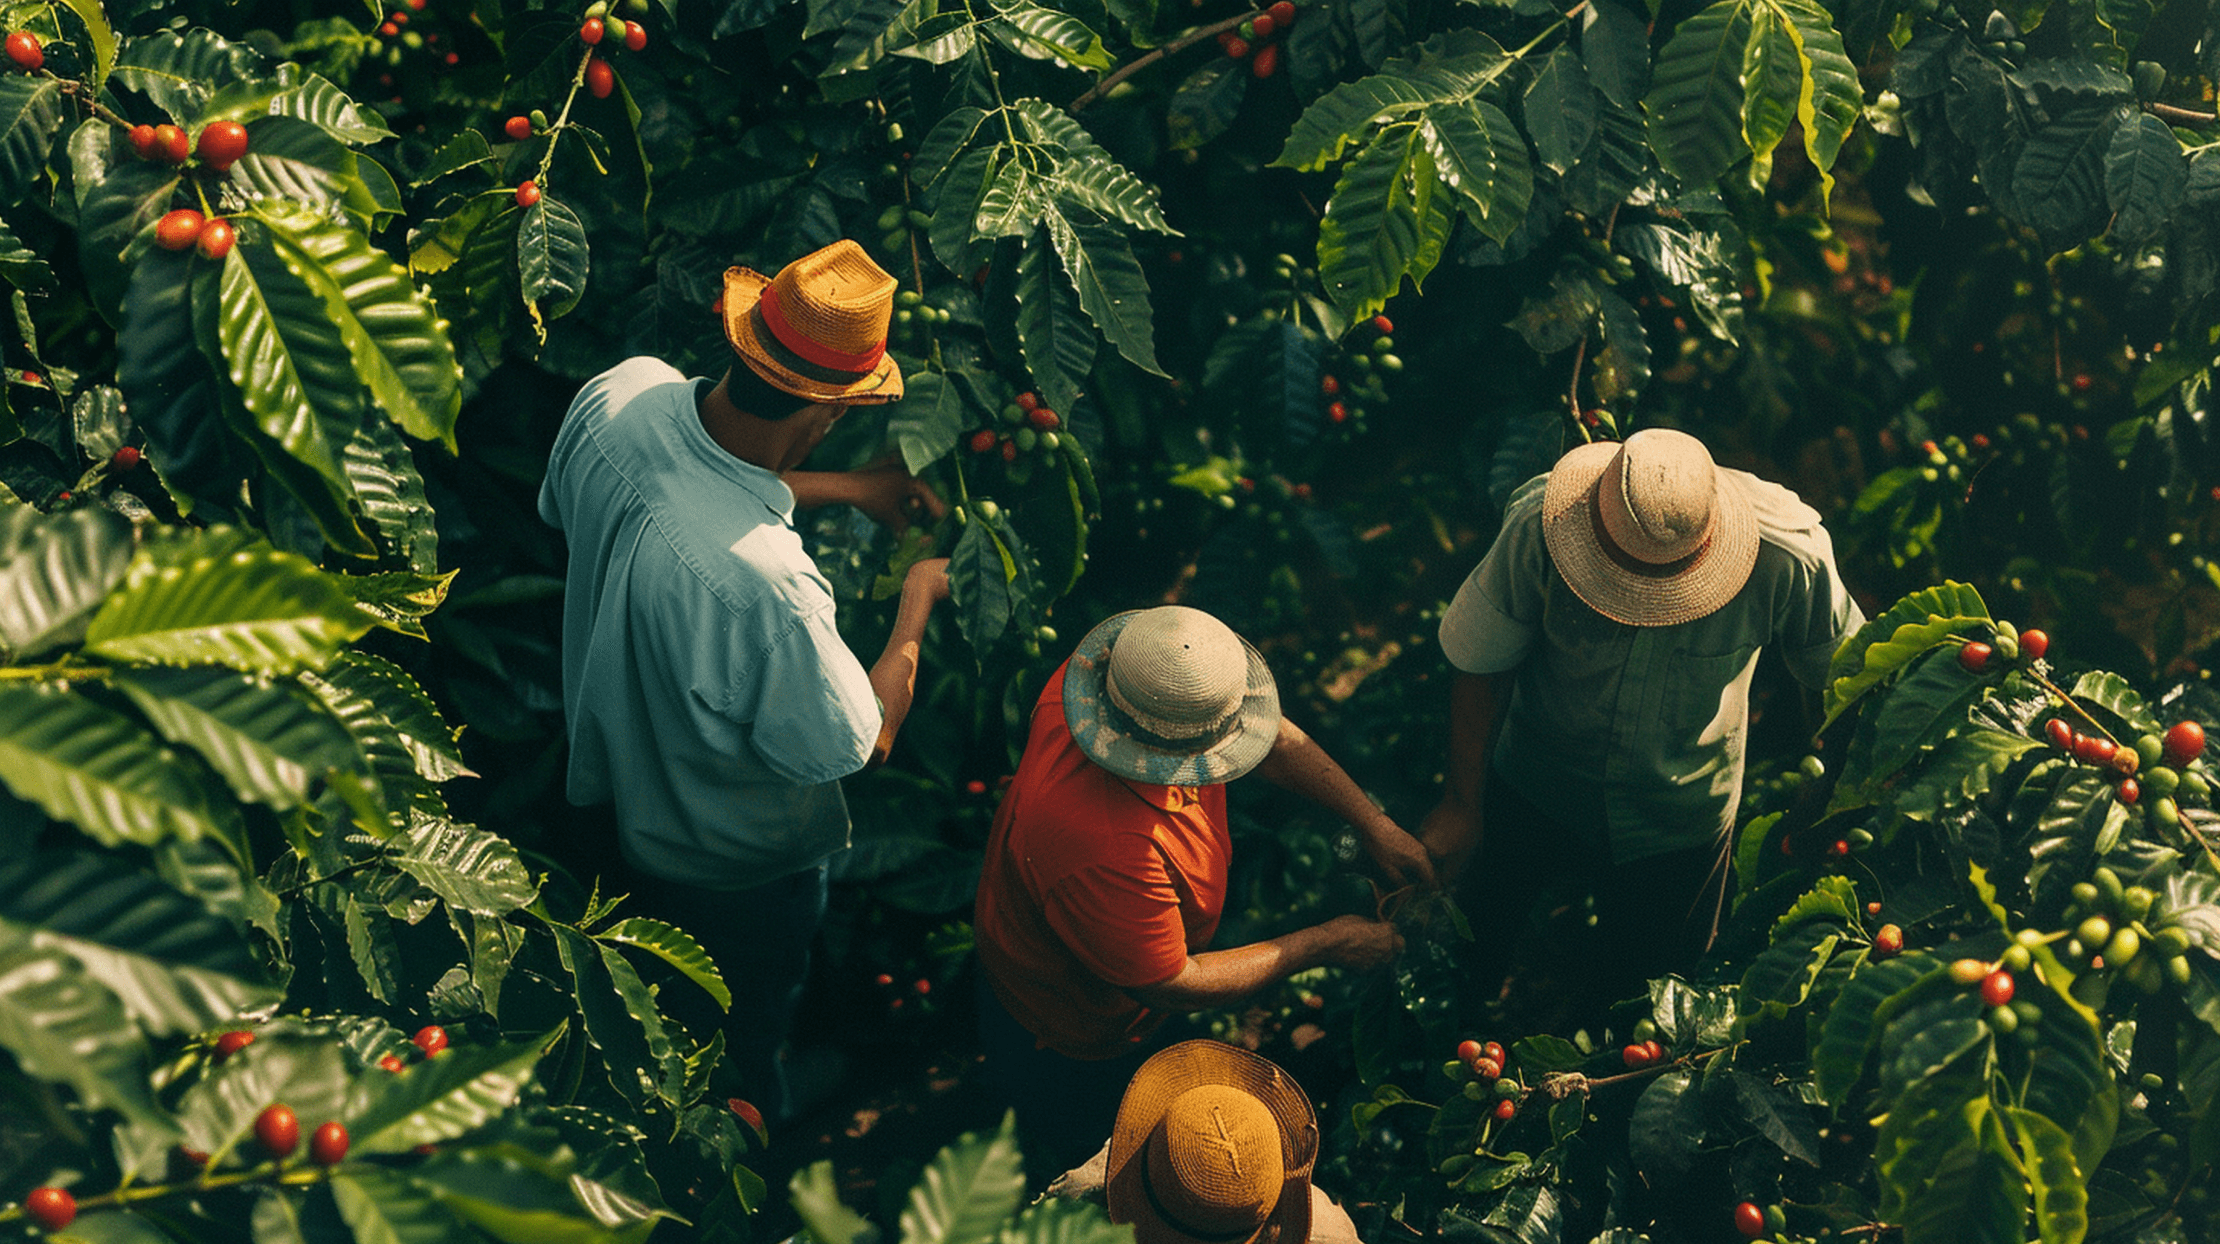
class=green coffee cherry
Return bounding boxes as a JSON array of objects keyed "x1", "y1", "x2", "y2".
[
  {"x1": 2183, "y1": 770, "x2": 2211, "y2": 799},
  {"x1": 2106, "y1": 927, "x2": 2142, "y2": 966},
  {"x1": 1439, "y1": 1153, "x2": 1476, "y2": 1178},
  {"x1": 2146, "y1": 766, "x2": 2179, "y2": 796},
  {"x1": 1995, "y1": 635, "x2": 2019, "y2": 661},
  {"x1": 1800, "y1": 755, "x2": 1825, "y2": 779},
  {"x1": 2071, "y1": 881, "x2": 2101, "y2": 907},
  {"x1": 2138, "y1": 735, "x2": 2166, "y2": 768},
  {"x1": 2077, "y1": 916, "x2": 2112, "y2": 948},
  {"x1": 585, "y1": 1, "x2": 606, "y2": 15},
  {"x1": 2155, "y1": 927, "x2": 2193, "y2": 958},
  {"x1": 2095, "y1": 867, "x2": 2125, "y2": 908},
  {"x1": 2001, "y1": 944, "x2": 2031, "y2": 973},
  {"x1": 907, "y1": 208, "x2": 932, "y2": 229},
  {"x1": 1015, "y1": 428, "x2": 1038, "y2": 452},
  {"x1": 2124, "y1": 886, "x2": 2154, "y2": 922},
  {"x1": 1462, "y1": 1081, "x2": 1488, "y2": 1101},
  {"x1": 1040, "y1": 430, "x2": 1060, "y2": 451},
  {"x1": 2168, "y1": 955, "x2": 2193, "y2": 985},
  {"x1": 886, "y1": 122, "x2": 904, "y2": 142},
  {"x1": 974, "y1": 499, "x2": 1000, "y2": 522},
  {"x1": 530, "y1": 109, "x2": 549, "y2": 129},
  {"x1": 882, "y1": 229, "x2": 909, "y2": 252},
  {"x1": 1037, "y1": 625, "x2": 1057, "y2": 643},
  {"x1": 1002, "y1": 403, "x2": 1026, "y2": 426},
  {"x1": 1443, "y1": 1059, "x2": 1468, "y2": 1082},
  {"x1": 1494, "y1": 1078, "x2": 1518, "y2": 1098},
  {"x1": 2012, "y1": 999, "x2": 2041, "y2": 1027},
  {"x1": 1987, "y1": 1004, "x2": 2018, "y2": 1034}
]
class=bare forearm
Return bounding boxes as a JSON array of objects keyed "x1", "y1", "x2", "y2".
[
  {"x1": 782, "y1": 470, "x2": 855, "y2": 510},
  {"x1": 863, "y1": 589, "x2": 935, "y2": 768},
  {"x1": 1127, "y1": 925, "x2": 1338, "y2": 1012},
  {"x1": 1254, "y1": 719, "x2": 1396, "y2": 838},
  {"x1": 1440, "y1": 672, "x2": 1505, "y2": 812}
]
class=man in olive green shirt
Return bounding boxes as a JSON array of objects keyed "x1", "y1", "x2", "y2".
[{"x1": 1423, "y1": 429, "x2": 1861, "y2": 1005}]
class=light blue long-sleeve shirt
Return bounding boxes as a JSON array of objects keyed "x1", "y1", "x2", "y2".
[{"x1": 539, "y1": 358, "x2": 880, "y2": 886}]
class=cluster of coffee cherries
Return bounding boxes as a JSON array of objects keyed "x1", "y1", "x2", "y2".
[
  {"x1": 1946, "y1": 952, "x2": 2038, "y2": 1043},
  {"x1": 127, "y1": 118, "x2": 249, "y2": 172},
  {"x1": 153, "y1": 209, "x2": 237, "y2": 260},
  {"x1": 2056, "y1": 866, "x2": 2199, "y2": 994},
  {"x1": 1444, "y1": 1037, "x2": 1520, "y2": 1123},
  {"x1": 372, "y1": 0, "x2": 460, "y2": 70},
  {"x1": 871, "y1": 970, "x2": 934, "y2": 1012},
  {"x1": 1215, "y1": 1, "x2": 1298, "y2": 78},
  {"x1": 578, "y1": 0, "x2": 648, "y2": 99},
  {"x1": 1732, "y1": 1199, "x2": 1789, "y2": 1240},
  {"x1": 1317, "y1": 314, "x2": 1398, "y2": 429},
  {"x1": 14, "y1": 1026, "x2": 449, "y2": 1229},
  {"x1": 2041, "y1": 715, "x2": 2207, "y2": 825},
  {"x1": 1954, "y1": 618, "x2": 2049, "y2": 673},
  {"x1": 1618, "y1": 1018, "x2": 1669, "y2": 1069},
  {"x1": 968, "y1": 390, "x2": 1064, "y2": 463},
  {"x1": 889, "y1": 286, "x2": 951, "y2": 348},
  {"x1": 875, "y1": 202, "x2": 932, "y2": 257}
]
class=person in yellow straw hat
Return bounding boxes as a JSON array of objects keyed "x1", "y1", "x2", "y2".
[
  {"x1": 539, "y1": 240, "x2": 953, "y2": 1121},
  {"x1": 1044, "y1": 1040, "x2": 1361, "y2": 1244},
  {"x1": 974, "y1": 604, "x2": 1433, "y2": 1177},
  {"x1": 1421, "y1": 428, "x2": 1863, "y2": 1011}
]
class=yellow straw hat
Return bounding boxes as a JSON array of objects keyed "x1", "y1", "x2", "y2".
[
  {"x1": 1539, "y1": 428, "x2": 1760, "y2": 626},
  {"x1": 1106, "y1": 1041, "x2": 1317, "y2": 1244},
  {"x1": 719, "y1": 240, "x2": 903, "y2": 405}
]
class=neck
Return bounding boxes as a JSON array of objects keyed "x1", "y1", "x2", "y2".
[{"x1": 698, "y1": 370, "x2": 804, "y2": 473}]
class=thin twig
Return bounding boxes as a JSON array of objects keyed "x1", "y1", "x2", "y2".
[
  {"x1": 2147, "y1": 101, "x2": 2218, "y2": 125},
  {"x1": 1070, "y1": 8, "x2": 1265, "y2": 113},
  {"x1": 42, "y1": 71, "x2": 130, "y2": 129}
]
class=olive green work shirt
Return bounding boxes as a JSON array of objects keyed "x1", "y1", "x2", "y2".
[{"x1": 1438, "y1": 471, "x2": 1863, "y2": 863}]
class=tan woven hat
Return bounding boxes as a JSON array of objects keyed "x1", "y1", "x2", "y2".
[
  {"x1": 1106, "y1": 1041, "x2": 1317, "y2": 1244},
  {"x1": 719, "y1": 240, "x2": 903, "y2": 405},
  {"x1": 1539, "y1": 428, "x2": 1759, "y2": 626},
  {"x1": 1063, "y1": 607, "x2": 1281, "y2": 786}
]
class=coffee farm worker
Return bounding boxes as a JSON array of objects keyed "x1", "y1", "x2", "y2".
[
  {"x1": 539, "y1": 240, "x2": 951, "y2": 1121},
  {"x1": 1046, "y1": 1040, "x2": 1363, "y2": 1244},
  {"x1": 1422, "y1": 428, "x2": 1862, "y2": 1004},
  {"x1": 974, "y1": 605, "x2": 1432, "y2": 1173}
]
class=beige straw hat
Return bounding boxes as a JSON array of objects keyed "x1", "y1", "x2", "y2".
[
  {"x1": 1539, "y1": 428, "x2": 1759, "y2": 626},
  {"x1": 1063, "y1": 607, "x2": 1281, "y2": 785},
  {"x1": 718, "y1": 240, "x2": 903, "y2": 405},
  {"x1": 1105, "y1": 1041, "x2": 1317, "y2": 1244}
]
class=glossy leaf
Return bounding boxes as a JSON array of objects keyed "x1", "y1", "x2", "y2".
[
  {"x1": 0, "y1": 78, "x2": 65, "y2": 208},
  {"x1": 598, "y1": 918, "x2": 731, "y2": 1011},
  {"x1": 1900, "y1": 1127, "x2": 2030, "y2": 1244},
  {"x1": 0, "y1": 683, "x2": 237, "y2": 846},
  {"x1": 217, "y1": 241, "x2": 361, "y2": 490},
  {"x1": 2012, "y1": 104, "x2": 2124, "y2": 244},
  {"x1": 1275, "y1": 29, "x2": 1516, "y2": 172},
  {"x1": 1044, "y1": 206, "x2": 1163, "y2": 376},
  {"x1": 2008, "y1": 1106, "x2": 2089, "y2": 1244},
  {"x1": 392, "y1": 815, "x2": 539, "y2": 917},
  {"x1": 1166, "y1": 60, "x2": 1248, "y2": 152},
  {"x1": 349, "y1": 1033, "x2": 550, "y2": 1153},
  {"x1": 1644, "y1": 0, "x2": 1753, "y2": 187},
  {"x1": 949, "y1": 516, "x2": 1017, "y2": 651},
  {"x1": 1868, "y1": 647, "x2": 1990, "y2": 776},
  {"x1": 518, "y1": 198, "x2": 591, "y2": 335},
  {"x1": 332, "y1": 1167, "x2": 471, "y2": 1244},
  {"x1": 258, "y1": 203, "x2": 463, "y2": 453},
  {"x1": 113, "y1": 665, "x2": 362, "y2": 809},
  {"x1": 0, "y1": 506, "x2": 132, "y2": 662},
  {"x1": 266, "y1": 67, "x2": 395, "y2": 146},
  {"x1": 221, "y1": 116, "x2": 360, "y2": 219},
  {"x1": 1811, "y1": 953, "x2": 1937, "y2": 1104},
  {"x1": 1317, "y1": 127, "x2": 1434, "y2": 319},
  {"x1": 1823, "y1": 582, "x2": 1989, "y2": 727},
  {"x1": 898, "y1": 1110, "x2": 1026, "y2": 1244},
  {"x1": 84, "y1": 534, "x2": 370, "y2": 674},
  {"x1": 0, "y1": 921, "x2": 171, "y2": 1133},
  {"x1": 887, "y1": 370, "x2": 968, "y2": 477},
  {"x1": 1013, "y1": 231, "x2": 1095, "y2": 416},
  {"x1": 1524, "y1": 46, "x2": 1596, "y2": 175},
  {"x1": 1419, "y1": 97, "x2": 1532, "y2": 243},
  {"x1": 113, "y1": 29, "x2": 260, "y2": 122},
  {"x1": 791, "y1": 1161, "x2": 873, "y2": 1244},
  {"x1": 1627, "y1": 1070, "x2": 1703, "y2": 1183}
]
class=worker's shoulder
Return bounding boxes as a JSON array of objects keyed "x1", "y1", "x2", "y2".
[{"x1": 1728, "y1": 469, "x2": 1825, "y2": 537}]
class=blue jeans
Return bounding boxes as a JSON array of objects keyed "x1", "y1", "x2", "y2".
[{"x1": 624, "y1": 861, "x2": 828, "y2": 1122}]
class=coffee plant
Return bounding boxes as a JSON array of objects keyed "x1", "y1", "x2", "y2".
[{"x1": 1, "y1": 0, "x2": 2219, "y2": 1241}]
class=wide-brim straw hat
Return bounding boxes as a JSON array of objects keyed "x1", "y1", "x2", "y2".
[
  {"x1": 1106, "y1": 1041, "x2": 1317, "y2": 1244},
  {"x1": 719, "y1": 240, "x2": 903, "y2": 405},
  {"x1": 1540, "y1": 428, "x2": 1759, "y2": 627},
  {"x1": 1064, "y1": 606, "x2": 1280, "y2": 786}
]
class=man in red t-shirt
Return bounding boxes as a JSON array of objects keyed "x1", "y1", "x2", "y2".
[{"x1": 975, "y1": 605, "x2": 1432, "y2": 1174}]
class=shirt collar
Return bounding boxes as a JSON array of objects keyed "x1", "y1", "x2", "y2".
[
  {"x1": 1117, "y1": 776, "x2": 1201, "y2": 811},
  {"x1": 680, "y1": 377, "x2": 795, "y2": 523}
]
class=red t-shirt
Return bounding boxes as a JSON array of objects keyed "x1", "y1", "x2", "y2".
[{"x1": 975, "y1": 661, "x2": 1231, "y2": 1060}]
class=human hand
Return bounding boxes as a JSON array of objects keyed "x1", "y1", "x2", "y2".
[
  {"x1": 1419, "y1": 798, "x2": 1481, "y2": 884},
  {"x1": 1363, "y1": 818, "x2": 1438, "y2": 890},
  {"x1": 1315, "y1": 914, "x2": 1403, "y2": 970},
  {"x1": 904, "y1": 557, "x2": 952, "y2": 606},
  {"x1": 851, "y1": 460, "x2": 947, "y2": 531}
]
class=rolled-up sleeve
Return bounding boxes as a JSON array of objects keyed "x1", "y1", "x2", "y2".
[
  {"x1": 1774, "y1": 523, "x2": 1864, "y2": 691},
  {"x1": 1439, "y1": 479, "x2": 1549, "y2": 674}
]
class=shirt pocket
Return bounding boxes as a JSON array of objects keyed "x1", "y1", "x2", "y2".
[{"x1": 1664, "y1": 642, "x2": 1762, "y2": 751}]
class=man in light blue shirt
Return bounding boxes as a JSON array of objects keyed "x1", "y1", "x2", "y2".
[{"x1": 540, "y1": 241, "x2": 950, "y2": 1119}]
